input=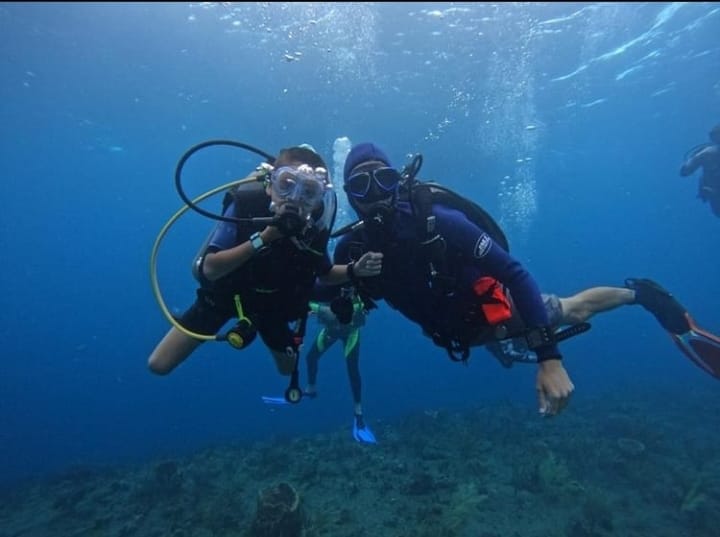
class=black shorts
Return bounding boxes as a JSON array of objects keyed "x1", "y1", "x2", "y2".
[{"x1": 177, "y1": 288, "x2": 297, "y2": 353}]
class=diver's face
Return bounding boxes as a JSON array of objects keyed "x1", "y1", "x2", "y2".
[
  {"x1": 266, "y1": 161, "x2": 328, "y2": 217},
  {"x1": 345, "y1": 161, "x2": 401, "y2": 217}
]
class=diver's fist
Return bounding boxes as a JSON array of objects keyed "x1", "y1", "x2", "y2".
[{"x1": 355, "y1": 252, "x2": 383, "y2": 278}]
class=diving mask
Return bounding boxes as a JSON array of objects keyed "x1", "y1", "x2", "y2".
[
  {"x1": 344, "y1": 167, "x2": 401, "y2": 200},
  {"x1": 270, "y1": 164, "x2": 331, "y2": 210}
]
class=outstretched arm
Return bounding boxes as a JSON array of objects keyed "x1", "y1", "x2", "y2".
[
  {"x1": 318, "y1": 252, "x2": 383, "y2": 286},
  {"x1": 435, "y1": 205, "x2": 574, "y2": 416},
  {"x1": 680, "y1": 146, "x2": 714, "y2": 176}
]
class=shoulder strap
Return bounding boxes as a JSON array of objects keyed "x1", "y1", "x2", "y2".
[{"x1": 409, "y1": 181, "x2": 509, "y2": 252}]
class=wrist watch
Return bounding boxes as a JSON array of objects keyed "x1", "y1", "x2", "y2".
[{"x1": 249, "y1": 231, "x2": 267, "y2": 253}]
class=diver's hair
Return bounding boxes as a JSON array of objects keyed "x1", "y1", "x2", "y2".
[
  {"x1": 710, "y1": 124, "x2": 720, "y2": 143},
  {"x1": 275, "y1": 146, "x2": 328, "y2": 170}
]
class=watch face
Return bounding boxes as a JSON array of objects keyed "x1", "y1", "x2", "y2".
[{"x1": 250, "y1": 233, "x2": 264, "y2": 250}]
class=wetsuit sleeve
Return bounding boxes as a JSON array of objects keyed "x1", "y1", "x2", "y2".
[
  {"x1": 433, "y1": 205, "x2": 560, "y2": 360},
  {"x1": 206, "y1": 201, "x2": 239, "y2": 253}
]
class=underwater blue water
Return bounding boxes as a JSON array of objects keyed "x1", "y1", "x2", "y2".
[{"x1": 1, "y1": 2, "x2": 718, "y2": 487}]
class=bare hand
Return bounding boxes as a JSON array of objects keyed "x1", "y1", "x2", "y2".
[
  {"x1": 261, "y1": 225, "x2": 284, "y2": 244},
  {"x1": 536, "y1": 359, "x2": 574, "y2": 417},
  {"x1": 354, "y1": 252, "x2": 383, "y2": 278}
]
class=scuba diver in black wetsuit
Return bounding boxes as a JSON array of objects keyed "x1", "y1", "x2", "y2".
[
  {"x1": 680, "y1": 124, "x2": 720, "y2": 217},
  {"x1": 148, "y1": 144, "x2": 381, "y2": 403}
]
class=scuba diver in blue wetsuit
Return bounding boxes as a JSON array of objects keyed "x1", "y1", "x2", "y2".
[
  {"x1": 680, "y1": 123, "x2": 720, "y2": 217},
  {"x1": 328, "y1": 143, "x2": 720, "y2": 418},
  {"x1": 304, "y1": 288, "x2": 377, "y2": 444},
  {"x1": 331, "y1": 142, "x2": 575, "y2": 416}
]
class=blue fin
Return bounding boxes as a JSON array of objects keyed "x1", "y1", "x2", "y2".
[
  {"x1": 261, "y1": 395, "x2": 290, "y2": 405},
  {"x1": 261, "y1": 391, "x2": 317, "y2": 405},
  {"x1": 352, "y1": 415, "x2": 377, "y2": 444}
]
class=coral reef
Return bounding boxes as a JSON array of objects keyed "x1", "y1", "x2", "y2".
[{"x1": 1, "y1": 389, "x2": 719, "y2": 536}]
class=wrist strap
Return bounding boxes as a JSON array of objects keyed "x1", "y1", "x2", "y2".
[
  {"x1": 537, "y1": 352, "x2": 562, "y2": 363},
  {"x1": 525, "y1": 326, "x2": 555, "y2": 350}
]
